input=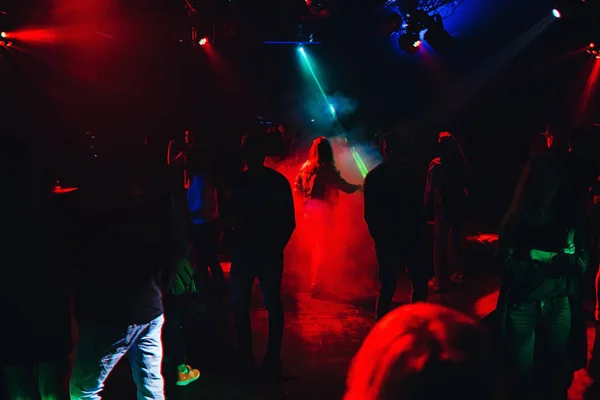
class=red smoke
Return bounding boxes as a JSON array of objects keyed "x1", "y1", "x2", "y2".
[{"x1": 267, "y1": 137, "x2": 379, "y2": 301}]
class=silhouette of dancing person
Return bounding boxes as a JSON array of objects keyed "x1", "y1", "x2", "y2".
[
  {"x1": 295, "y1": 136, "x2": 361, "y2": 298},
  {"x1": 424, "y1": 132, "x2": 469, "y2": 291}
]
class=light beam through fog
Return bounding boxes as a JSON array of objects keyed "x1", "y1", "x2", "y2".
[{"x1": 298, "y1": 46, "x2": 369, "y2": 178}]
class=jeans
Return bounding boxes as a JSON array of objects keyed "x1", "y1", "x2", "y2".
[
  {"x1": 191, "y1": 221, "x2": 224, "y2": 294},
  {"x1": 162, "y1": 295, "x2": 186, "y2": 366},
  {"x1": 304, "y1": 200, "x2": 334, "y2": 292},
  {"x1": 230, "y1": 251, "x2": 284, "y2": 360},
  {"x1": 70, "y1": 315, "x2": 165, "y2": 400},
  {"x1": 505, "y1": 296, "x2": 571, "y2": 399},
  {"x1": 375, "y1": 240, "x2": 428, "y2": 319}
]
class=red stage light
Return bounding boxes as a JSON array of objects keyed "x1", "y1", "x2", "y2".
[
  {"x1": 590, "y1": 42, "x2": 596, "y2": 48},
  {"x1": 0, "y1": 32, "x2": 6, "y2": 38},
  {"x1": 0, "y1": 41, "x2": 4, "y2": 46},
  {"x1": 199, "y1": 37, "x2": 208, "y2": 46},
  {"x1": 6, "y1": 41, "x2": 11, "y2": 47}
]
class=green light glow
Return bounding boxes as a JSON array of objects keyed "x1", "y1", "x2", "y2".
[{"x1": 299, "y1": 47, "x2": 369, "y2": 178}]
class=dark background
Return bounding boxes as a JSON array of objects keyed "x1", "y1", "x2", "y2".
[{"x1": 1, "y1": 0, "x2": 599, "y2": 229}]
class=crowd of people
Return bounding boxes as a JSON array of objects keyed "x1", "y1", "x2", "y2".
[{"x1": 1, "y1": 121, "x2": 599, "y2": 399}]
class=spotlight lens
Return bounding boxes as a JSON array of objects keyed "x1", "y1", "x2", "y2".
[
  {"x1": 590, "y1": 42, "x2": 596, "y2": 48},
  {"x1": 0, "y1": 32, "x2": 5, "y2": 38},
  {"x1": 413, "y1": 40, "x2": 422, "y2": 48},
  {"x1": 199, "y1": 38, "x2": 208, "y2": 45},
  {"x1": 552, "y1": 9, "x2": 561, "y2": 18},
  {"x1": 6, "y1": 41, "x2": 11, "y2": 47},
  {"x1": 298, "y1": 46, "x2": 305, "y2": 53}
]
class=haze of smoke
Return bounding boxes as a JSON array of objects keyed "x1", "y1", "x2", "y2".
[{"x1": 266, "y1": 134, "x2": 383, "y2": 302}]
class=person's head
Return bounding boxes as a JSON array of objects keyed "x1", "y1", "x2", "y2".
[
  {"x1": 544, "y1": 123, "x2": 570, "y2": 154},
  {"x1": 345, "y1": 304, "x2": 496, "y2": 400},
  {"x1": 185, "y1": 130, "x2": 200, "y2": 147},
  {"x1": 241, "y1": 132, "x2": 267, "y2": 169},
  {"x1": 380, "y1": 133, "x2": 412, "y2": 163},
  {"x1": 308, "y1": 136, "x2": 335, "y2": 167},
  {"x1": 437, "y1": 131, "x2": 467, "y2": 165},
  {"x1": 501, "y1": 155, "x2": 563, "y2": 228}
]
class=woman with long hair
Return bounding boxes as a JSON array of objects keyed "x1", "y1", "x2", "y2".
[
  {"x1": 424, "y1": 131, "x2": 469, "y2": 291},
  {"x1": 496, "y1": 152, "x2": 589, "y2": 399},
  {"x1": 295, "y1": 136, "x2": 361, "y2": 298}
]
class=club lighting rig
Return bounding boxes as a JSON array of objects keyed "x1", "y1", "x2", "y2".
[
  {"x1": 586, "y1": 42, "x2": 600, "y2": 59},
  {"x1": 382, "y1": 0, "x2": 463, "y2": 54}
]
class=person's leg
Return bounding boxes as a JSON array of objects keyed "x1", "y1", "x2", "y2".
[
  {"x1": 162, "y1": 295, "x2": 187, "y2": 367},
  {"x1": 405, "y1": 246, "x2": 428, "y2": 304},
  {"x1": 69, "y1": 324, "x2": 131, "y2": 400},
  {"x1": 449, "y1": 219, "x2": 464, "y2": 283},
  {"x1": 206, "y1": 221, "x2": 224, "y2": 285},
  {"x1": 304, "y1": 201, "x2": 331, "y2": 295},
  {"x1": 595, "y1": 262, "x2": 600, "y2": 321},
  {"x1": 38, "y1": 359, "x2": 69, "y2": 400},
  {"x1": 230, "y1": 253, "x2": 257, "y2": 363},
  {"x1": 191, "y1": 224, "x2": 211, "y2": 297},
  {"x1": 432, "y1": 211, "x2": 450, "y2": 290},
  {"x1": 256, "y1": 253, "x2": 285, "y2": 368},
  {"x1": 535, "y1": 297, "x2": 572, "y2": 399},
  {"x1": 161, "y1": 295, "x2": 199, "y2": 386},
  {"x1": 128, "y1": 315, "x2": 165, "y2": 400},
  {"x1": 505, "y1": 302, "x2": 538, "y2": 399},
  {"x1": 4, "y1": 365, "x2": 38, "y2": 400},
  {"x1": 374, "y1": 242, "x2": 398, "y2": 320}
]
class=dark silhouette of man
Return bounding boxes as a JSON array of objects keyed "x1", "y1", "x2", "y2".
[
  {"x1": 228, "y1": 132, "x2": 296, "y2": 375},
  {"x1": 364, "y1": 133, "x2": 428, "y2": 320}
]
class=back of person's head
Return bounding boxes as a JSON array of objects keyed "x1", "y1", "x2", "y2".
[
  {"x1": 345, "y1": 304, "x2": 497, "y2": 400},
  {"x1": 380, "y1": 133, "x2": 412, "y2": 162},
  {"x1": 308, "y1": 136, "x2": 335, "y2": 166},
  {"x1": 437, "y1": 131, "x2": 467, "y2": 164},
  {"x1": 241, "y1": 132, "x2": 267, "y2": 166}
]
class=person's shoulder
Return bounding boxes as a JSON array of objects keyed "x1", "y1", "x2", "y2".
[
  {"x1": 365, "y1": 162, "x2": 385, "y2": 180},
  {"x1": 265, "y1": 167, "x2": 291, "y2": 186}
]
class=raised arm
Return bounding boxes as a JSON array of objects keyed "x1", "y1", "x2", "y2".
[
  {"x1": 167, "y1": 140, "x2": 185, "y2": 167},
  {"x1": 331, "y1": 168, "x2": 361, "y2": 194}
]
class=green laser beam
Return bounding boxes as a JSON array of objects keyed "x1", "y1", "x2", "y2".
[{"x1": 299, "y1": 48, "x2": 369, "y2": 178}]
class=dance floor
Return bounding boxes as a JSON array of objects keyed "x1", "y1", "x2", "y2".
[{"x1": 95, "y1": 233, "x2": 597, "y2": 399}]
